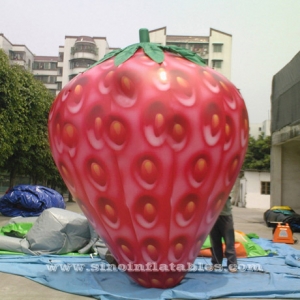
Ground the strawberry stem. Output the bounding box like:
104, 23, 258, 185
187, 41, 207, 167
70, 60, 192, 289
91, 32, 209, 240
139, 28, 150, 43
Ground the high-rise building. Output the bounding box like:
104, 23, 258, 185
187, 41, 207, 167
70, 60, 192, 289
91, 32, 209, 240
0, 27, 232, 96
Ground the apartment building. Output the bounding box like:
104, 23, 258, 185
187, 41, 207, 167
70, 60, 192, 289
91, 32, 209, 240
56, 35, 111, 91
32, 56, 60, 95
0, 33, 34, 71
149, 27, 232, 79
0, 27, 232, 96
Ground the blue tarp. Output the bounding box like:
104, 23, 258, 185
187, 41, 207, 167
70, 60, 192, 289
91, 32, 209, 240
0, 238, 300, 299
0, 185, 66, 217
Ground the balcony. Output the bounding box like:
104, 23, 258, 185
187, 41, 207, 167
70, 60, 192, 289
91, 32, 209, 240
72, 51, 97, 60
71, 43, 98, 60
11, 60, 26, 68
9, 50, 26, 61
44, 83, 58, 90
70, 58, 95, 71
33, 69, 58, 76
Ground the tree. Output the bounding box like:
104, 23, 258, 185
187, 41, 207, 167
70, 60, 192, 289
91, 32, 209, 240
242, 133, 271, 171
0, 49, 20, 164
0, 49, 65, 190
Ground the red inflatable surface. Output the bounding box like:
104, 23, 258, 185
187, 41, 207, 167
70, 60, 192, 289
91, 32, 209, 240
48, 29, 248, 288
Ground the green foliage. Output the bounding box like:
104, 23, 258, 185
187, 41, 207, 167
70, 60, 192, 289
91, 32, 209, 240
0, 49, 65, 190
0, 50, 18, 161
243, 133, 271, 171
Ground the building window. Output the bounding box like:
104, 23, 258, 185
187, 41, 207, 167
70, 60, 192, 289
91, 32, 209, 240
71, 43, 98, 55
166, 42, 209, 56
70, 59, 95, 69
213, 44, 223, 52
9, 51, 25, 61
166, 42, 186, 48
32, 62, 57, 70
212, 60, 222, 69
202, 59, 208, 65
49, 89, 57, 96
34, 75, 57, 84
261, 181, 270, 195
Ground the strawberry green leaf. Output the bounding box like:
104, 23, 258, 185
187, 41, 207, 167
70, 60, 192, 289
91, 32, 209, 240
86, 48, 123, 70
142, 43, 164, 63
114, 44, 140, 66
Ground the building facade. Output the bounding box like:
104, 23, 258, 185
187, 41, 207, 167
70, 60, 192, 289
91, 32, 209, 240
271, 51, 300, 211
149, 27, 232, 80
57, 35, 111, 91
32, 56, 60, 95
0, 33, 34, 71
1, 27, 232, 96
232, 170, 270, 209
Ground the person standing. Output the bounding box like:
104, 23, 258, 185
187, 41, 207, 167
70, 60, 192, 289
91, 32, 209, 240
209, 196, 238, 272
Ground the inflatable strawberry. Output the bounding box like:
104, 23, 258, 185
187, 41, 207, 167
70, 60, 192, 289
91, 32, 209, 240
48, 28, 248, 288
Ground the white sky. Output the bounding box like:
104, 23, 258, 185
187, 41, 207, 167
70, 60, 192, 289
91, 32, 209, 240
1, 0, 300, 123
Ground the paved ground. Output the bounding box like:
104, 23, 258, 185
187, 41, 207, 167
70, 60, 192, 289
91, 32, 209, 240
0, 202, 299, 300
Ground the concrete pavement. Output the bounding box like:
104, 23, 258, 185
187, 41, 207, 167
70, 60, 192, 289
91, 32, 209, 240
0, 202, 299, 300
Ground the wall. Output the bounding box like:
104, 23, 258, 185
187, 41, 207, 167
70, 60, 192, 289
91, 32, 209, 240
149, 27, 166, 45
243, 171, 270, 209
209, 29, 232, 80
62, 37, 77, 87
270, 144, 282, 207
282, 140, 300, 209
271, 125, 300, 210
0, 34, 12, 54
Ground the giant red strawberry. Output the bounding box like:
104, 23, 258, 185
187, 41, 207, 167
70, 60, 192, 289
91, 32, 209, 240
48, 29, 248, 288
